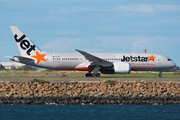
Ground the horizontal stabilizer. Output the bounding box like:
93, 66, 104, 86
10, 56, 34, 62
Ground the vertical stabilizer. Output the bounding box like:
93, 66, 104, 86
10, 26, 42, 56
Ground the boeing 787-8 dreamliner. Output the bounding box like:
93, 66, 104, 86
10, 26, 176, 77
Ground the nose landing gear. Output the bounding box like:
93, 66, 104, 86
159, 70, 163, 78
159, 74, 163, 78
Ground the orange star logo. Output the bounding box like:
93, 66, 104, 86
148, 55, 156, 62
31, 51, 47, 64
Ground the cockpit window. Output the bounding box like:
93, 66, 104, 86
167, 58, 172, 61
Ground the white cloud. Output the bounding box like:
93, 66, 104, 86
41, 41, 54, 50
96, 36, 140, 47
80, 7, 97, 11
43, 16, 69, 21
52, 7, 97, 14
96, 36, 143, 52
111, 4, 180, 13
55, 7, 69, 14
58, 31, 67, 34
96, 36, 180, 53
133, 39, 149, 48
0, 0, 8, 2
40, 38, 81, 52
112, 5, 155, 13
40, 36, 180, 55
155, 5, 180, 11
99, 26, 121, 31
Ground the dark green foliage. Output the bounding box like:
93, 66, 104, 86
31, 79, 50, 84
20, 67, 35, 71
0, 68, 8, 71
43, 69, 53, 72
105, 80, 117, 86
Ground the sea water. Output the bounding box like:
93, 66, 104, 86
0, 105, 179, 120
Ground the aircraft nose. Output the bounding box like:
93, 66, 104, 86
169, 61, 176, 68
166, 60, 176, 69
172, 61, 176, 68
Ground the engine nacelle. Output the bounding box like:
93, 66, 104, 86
113, 62, 131, 74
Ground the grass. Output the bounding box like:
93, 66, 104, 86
0, 77, 180, 82
31, 79, 50, 84
0, 70, 180, 82
102, 72, 180, 78
0, 68, 8, 71
0, 70, 88, 77
105, 80, 117, 85
0, 70, 180, 78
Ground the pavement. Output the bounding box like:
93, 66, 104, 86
0, 76, 180, 82
0, 76, 180, 79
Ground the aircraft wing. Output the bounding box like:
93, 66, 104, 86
75, 49, 113, 67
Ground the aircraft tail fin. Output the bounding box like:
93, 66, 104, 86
10, 26, 42, 56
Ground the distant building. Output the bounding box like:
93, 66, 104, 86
0, 62, 46, 71
0, 62, 25, 70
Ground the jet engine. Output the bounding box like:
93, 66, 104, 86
113, 62, 131, 74
100, 62, 131, 74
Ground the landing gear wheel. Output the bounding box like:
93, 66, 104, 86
96, 73, 101, 77
85, 73, 91, 77
159, 74, 163, 78
85, 73, 101, 77
91, 73, 96, 77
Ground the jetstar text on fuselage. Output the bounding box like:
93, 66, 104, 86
121, 56, 155, 62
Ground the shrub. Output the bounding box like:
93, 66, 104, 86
31, 79, 50, 84
105, 80, 117, 86
44, 69, 53, 72
0, 68, 8, 71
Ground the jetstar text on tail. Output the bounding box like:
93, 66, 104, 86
121, 55, 156, 62
14, 34, 35, 55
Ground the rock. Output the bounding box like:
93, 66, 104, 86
66, 91, 72, 95
0, 88, 6, 92
74, 99, 80, 104
72, 93, 79, 97
0, 81, 179, 105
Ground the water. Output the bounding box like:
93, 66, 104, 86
0, 105, 180, 120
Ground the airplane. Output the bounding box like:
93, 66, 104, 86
9, 26, 176, 77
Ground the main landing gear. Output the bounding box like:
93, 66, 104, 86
159, 70, 163, 78
85, 72, 101, 77
86, 66, 101, 77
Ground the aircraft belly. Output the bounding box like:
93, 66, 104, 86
49, 61, 80, 69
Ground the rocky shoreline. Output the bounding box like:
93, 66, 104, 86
0, 81, 179, 105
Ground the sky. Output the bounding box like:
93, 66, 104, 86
0, 0, 180, 66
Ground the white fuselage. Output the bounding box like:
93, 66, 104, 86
10, 26, 176, 76
19, 52, 176, 72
